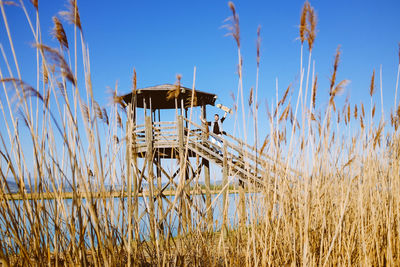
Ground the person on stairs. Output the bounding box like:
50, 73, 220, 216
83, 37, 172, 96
200, 112, 227, 156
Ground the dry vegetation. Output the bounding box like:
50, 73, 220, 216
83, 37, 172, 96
0, 0, 399, 266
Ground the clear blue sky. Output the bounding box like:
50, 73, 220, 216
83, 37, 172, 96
1, 0, 400, 176
2, 0, 400, 120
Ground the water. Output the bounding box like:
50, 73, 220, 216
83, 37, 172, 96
0, 192, 267, 250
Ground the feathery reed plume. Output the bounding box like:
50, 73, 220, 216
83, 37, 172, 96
44, 87, 50, 108
1, 78, 43, 103
256, 25, 261, 67
361, 102, 365, 118
310, 112, 316, 121
259, 136, 269, 155
390, 111, 394, 127
328, 46, 349, 109
372, 104, 376, 118
59, 0, 82, 31
81, 103, 89, 122
398, 42, 400, 64
167, 74, 181, 100
248, 87, 253, 106
131, 68, 137, 95
93, 101, 102, 120
306, 5, 317, 51
17, 108, 29, 127
354, 104, 358, 119
224, 2, 240, 48
57, 81, 67, 100
112, 95, 125, 107
369, 69, 375, 96
312, 75, 317, 108
347, 104, 351, 123
279, 104, 290, 123
278, 84, 291, 107
3, 1, 18, 6
52, 16, 69, 50
42, 62, 49, 84
343, 156, 355, 169
299, 1, 309, 44
331, 79, 349, 98
116, 111, 123, 128
111, 82, 126, 108
360, 115, 365, 130
102, 108, 109, 125
29, 0, 38, 10
34, 44, 76, 86
329, 45, 341, 94
185, 90, 197, 107
373, 123, 383, 148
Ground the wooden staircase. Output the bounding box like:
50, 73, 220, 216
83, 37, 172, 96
132, 116, 297, 186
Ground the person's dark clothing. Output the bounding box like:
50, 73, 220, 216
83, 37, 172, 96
207, 117, 225, 135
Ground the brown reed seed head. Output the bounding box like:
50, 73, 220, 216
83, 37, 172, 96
360, 115, 364, 129
279, 104, 290, 123
332, 79, 349, 98
132, 68, 137, 93
35, 43, 76, 86
312, 75, 317, 108
369, 70, 375, 97
299, 1, 309, 44
354, 104, 358, 119
347, 104, 351, 123
307, 6, 317, 51
81, 103, 90, 122
167, 74, 182, 100
361, 102, 365, 118
329, 45, 341, 95
52, 16, 69, 50
102, 108, 109, 125
227, 1, 240, 48
59, 0, 82, 31
94, 101, 103, 120
372, 104, 376, 118
390, 111, 394, 127
248, 87, 253, 106
42, 62, 49, 84
29, 0, 38, 10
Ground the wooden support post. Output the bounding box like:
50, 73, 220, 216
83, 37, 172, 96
155, 114, 164, 240
145, 116, 156, 242
125, 104, 133, 259
236, 154, 246, 230
177, 115, 190, 233
238, 178, 246, 230
201, 105, 212, 230
222, 140, 228, 235
155, 155, 165, 244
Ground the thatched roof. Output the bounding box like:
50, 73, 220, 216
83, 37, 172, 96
121, 84, 217, 109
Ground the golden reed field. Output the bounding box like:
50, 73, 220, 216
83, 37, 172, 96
0, 0, 399, 266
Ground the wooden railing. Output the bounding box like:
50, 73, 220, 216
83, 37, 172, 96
130, 116, 298, 186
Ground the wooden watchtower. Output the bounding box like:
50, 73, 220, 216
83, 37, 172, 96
122, 83, 287, 241
122, 84, 217, 239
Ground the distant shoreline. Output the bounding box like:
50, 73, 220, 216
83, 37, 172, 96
2, 189, 258, 201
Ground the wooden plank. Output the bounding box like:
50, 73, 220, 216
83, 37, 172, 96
145, 116, 156, 242
152, 120, 176, 125
201, 105, 212, 230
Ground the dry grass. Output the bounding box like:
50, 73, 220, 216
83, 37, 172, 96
0, 1, 399, 266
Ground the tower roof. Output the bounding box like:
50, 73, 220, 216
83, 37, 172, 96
121, 84, 217, 109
